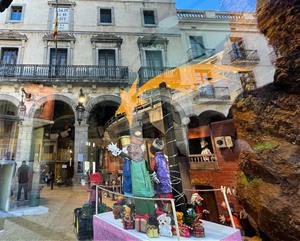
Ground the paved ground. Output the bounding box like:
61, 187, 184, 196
0, 185, 111, 241
0, 185, 262, 241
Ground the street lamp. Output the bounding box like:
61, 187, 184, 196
78, 88, 85, 105
18, 92, 26, 118
21, 88, 32, 100
76, 89, 85, 125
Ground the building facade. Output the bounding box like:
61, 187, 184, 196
0, 0, 275, 212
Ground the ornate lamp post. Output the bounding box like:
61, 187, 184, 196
21, 88, 32, 101
76, 88, 85, 125
18, 92, 26, 119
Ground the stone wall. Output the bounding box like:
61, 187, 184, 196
232, 85, 300, 241
232, 1, 300, 240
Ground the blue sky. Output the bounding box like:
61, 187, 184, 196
176, 0, 256, 12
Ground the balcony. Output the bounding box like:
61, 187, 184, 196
189, 154, 219, 170
187, 48, 216, 62
0, 64, 129, 85
138, 66, 175, 85
195, 86, 231, 101
215, 13, 244, 20
177, 10, 206, 20
177, 10, 247, 22
229, 50, 260, 65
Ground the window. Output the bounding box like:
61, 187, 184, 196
99, 8, 113, 25
10, 6, 23, 21
199, 85, 214, 97
231, 37, 246, 58
98, 49, 117, 78
239, 71, 257, 91
50, 48, 68, 65
188, 136, 214, 156
98, 49, 116, 66
189, 36, 205, 59
145, 50, 163, 68
143, 10, 156, 25
1, 48, 18, 64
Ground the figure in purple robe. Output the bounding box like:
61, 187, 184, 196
150, 138, 172, 195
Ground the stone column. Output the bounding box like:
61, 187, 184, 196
69, 41, 75, 65
73, 123, 89, 183
92, 42, 97, 65
15, 119, 34, 165
13, 119, 34, 207
30, 128, 44, 207
19, 40, 26, 64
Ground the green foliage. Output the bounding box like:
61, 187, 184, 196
238, 172, 261, 187
239, 172, 250, 186
253, 140, 278, 152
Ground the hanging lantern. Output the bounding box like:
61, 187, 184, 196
76, 103, 85, 125
78, 88, 86, 105
76, 89, 85, 125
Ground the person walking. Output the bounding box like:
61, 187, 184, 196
50, 171, 55, 190
45, 172, 50, 187
17, 161, 29, 201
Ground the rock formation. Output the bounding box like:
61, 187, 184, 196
257, 0, 300, 92
231, 1, 300, 240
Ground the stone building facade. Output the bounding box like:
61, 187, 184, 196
0, 0, 275, 211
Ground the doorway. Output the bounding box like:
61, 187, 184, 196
33, 100, 75, 186
87, 100, 119, 178
49, 48, 68, 77
195, 185, 219, 222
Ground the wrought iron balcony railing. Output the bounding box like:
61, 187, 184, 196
0, 64, 129, 84
189, 154, 219, 170
138, 66, 175, 84
229, 50, 260, 65
187, 48, 216, 62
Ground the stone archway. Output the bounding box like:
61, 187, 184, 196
0, 94, 20, 114
198, 110, 227, 126
28, 94, 77, 120
158, 93, 188, 125
23, 95, 81, 183
85, 94, 121, 120
0, 97, 20, 161
85, 95, 121, 173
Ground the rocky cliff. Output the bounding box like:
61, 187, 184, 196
231, 1, 300, 240
257, 0, 300, 92
232, 84, 300, 241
